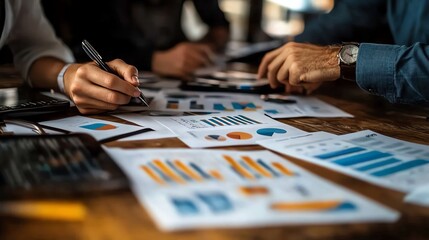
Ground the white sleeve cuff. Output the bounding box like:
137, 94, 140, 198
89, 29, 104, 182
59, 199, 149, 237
57, 63, 72, 93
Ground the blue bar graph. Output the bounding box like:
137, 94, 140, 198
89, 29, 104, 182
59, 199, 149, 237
333, 151, 392, 166
256, 159, 280, 177
208, 119, 224, 126
228, 116, 247, 125
213, 117, 231, 126
238, 115, 261, 124
201, 119, 216, 127
355, 158, 401, 172
221, 117, 239, 125
371, 159, 429, 177
189, 163, 211, 179
167, 161, 192, 181
149, 163, 172, 182
314, 147, 366, 160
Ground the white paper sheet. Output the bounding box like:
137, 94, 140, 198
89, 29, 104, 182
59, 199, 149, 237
149, 90, 352, 118
106, 148, 399, 231
113, 113, 177, 141
153, 112, 306, 148
258, 130, 429, 193
405, 184, 429, 207
39, 116, 145, 141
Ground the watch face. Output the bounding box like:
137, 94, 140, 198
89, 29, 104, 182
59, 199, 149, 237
340, 45, 359, 64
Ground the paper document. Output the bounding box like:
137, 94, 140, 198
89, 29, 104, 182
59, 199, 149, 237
114, 113, 176, 140
40, 116, 145, 142
149, 90, 352, 118
153, 112, 306, 148
106, 148, 398, 231
258, 130, 429, 193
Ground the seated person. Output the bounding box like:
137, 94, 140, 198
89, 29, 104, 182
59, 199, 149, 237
258, 0, 429, 105
42, 0, 230, 80
1, 0, 140, 114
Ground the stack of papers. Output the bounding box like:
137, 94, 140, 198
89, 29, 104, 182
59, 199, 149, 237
106, 148, 398, 231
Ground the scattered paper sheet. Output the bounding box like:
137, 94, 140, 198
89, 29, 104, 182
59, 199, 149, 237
405, 184, 429, 207
114, 113, 177, 141
106, 148, 399, 231
39, 116, 145, 142
258, 130, 429, 193
149, 90, 352, 118
153, 112, 306, 148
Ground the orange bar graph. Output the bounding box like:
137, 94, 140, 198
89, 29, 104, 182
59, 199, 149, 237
141, 166, 165, 185
241, 156, 272, 178
270, 200, 341, 212
174, 160, 203, 182
209, 170, 223, 180
272, 162, 294, 176
223, 155, 254, 179
153, 160, 185, 184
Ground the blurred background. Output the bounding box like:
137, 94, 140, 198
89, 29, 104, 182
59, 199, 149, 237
183, 0, 334, 42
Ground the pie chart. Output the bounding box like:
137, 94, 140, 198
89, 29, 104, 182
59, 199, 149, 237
226, 132, 253, 140
205, 135, 227, 141
80, 123, 117, 131
256, 128, 287, 137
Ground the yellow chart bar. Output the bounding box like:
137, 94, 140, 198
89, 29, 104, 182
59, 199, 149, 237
272, 162, 294, 176
141, 166, 165, 185
153, 160, 185, 184
223, 155, 254, 179
174, 160, 203, 182
270, 200, 341, 212
209, 170, 223, 180
241, 156, 272, 178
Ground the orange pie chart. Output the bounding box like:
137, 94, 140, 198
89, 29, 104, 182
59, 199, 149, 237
226, 131, 253, 140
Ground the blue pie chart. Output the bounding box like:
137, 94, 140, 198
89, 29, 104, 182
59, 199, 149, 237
256, 128, 287, 137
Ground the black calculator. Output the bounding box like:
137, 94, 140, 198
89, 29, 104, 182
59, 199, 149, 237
0, 134, 129, 199
0, 87, 70, 119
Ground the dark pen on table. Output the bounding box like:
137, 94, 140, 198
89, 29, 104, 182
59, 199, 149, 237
260, 94, 297, 104
81, 40, 149, 107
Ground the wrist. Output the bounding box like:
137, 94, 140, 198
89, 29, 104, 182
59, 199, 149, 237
57, 63, 72, 93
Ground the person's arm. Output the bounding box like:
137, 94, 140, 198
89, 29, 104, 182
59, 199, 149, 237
294, 0, 387, 44
192, 0, 230, 51
356, 43, 429, 104
8, 0, 140, 114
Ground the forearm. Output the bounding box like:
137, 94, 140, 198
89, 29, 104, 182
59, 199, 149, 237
28, 57, 66, 90
356, 43, 429, 104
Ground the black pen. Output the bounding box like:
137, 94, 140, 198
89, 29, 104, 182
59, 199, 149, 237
260, 94, 297, 104
81, 40, 149, 107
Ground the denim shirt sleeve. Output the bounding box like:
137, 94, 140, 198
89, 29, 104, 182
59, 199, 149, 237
356, 43, 429, 105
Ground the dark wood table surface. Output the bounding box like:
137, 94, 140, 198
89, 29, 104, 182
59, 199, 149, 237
1, 79, 429, 240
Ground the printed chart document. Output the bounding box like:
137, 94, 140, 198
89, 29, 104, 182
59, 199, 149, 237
153, 112, 306, 148
106, 148, 398, 231
114, 113, 176, 140
40, 116, 145, 142
150, 90, 352, 118
258, 130, 429, 193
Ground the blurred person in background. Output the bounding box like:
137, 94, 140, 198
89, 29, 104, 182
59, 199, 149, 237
42, 0, 229, 80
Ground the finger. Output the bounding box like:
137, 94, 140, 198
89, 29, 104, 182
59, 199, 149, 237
78, 64, 140, 97
187, 50, 210, 69
299, 67, 340, 83
72, 81, 132, 105
107, 59, 139, 86
257, 48, 283, 79
72, 95, 120, 111
267, 53, 289, 89
194, 44, 215, 64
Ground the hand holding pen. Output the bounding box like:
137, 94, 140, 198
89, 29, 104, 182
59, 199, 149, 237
81, 40, 149, 106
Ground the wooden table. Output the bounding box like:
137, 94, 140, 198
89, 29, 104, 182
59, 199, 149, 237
1, 80, 429, 240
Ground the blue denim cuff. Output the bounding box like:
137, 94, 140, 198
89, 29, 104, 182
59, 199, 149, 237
356, 43, 400, 102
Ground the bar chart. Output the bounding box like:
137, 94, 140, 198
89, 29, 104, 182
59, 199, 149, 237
141, 159, 223, 185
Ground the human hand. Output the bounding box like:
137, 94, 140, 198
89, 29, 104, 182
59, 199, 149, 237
258, 42, 340, 95
152, 42, 214, 80
63, 59, 140, 114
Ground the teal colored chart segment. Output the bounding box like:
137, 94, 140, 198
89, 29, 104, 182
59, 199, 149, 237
256, 128, 287, 137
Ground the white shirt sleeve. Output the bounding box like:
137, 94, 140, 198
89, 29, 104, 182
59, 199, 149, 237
5, 0, 75, 83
